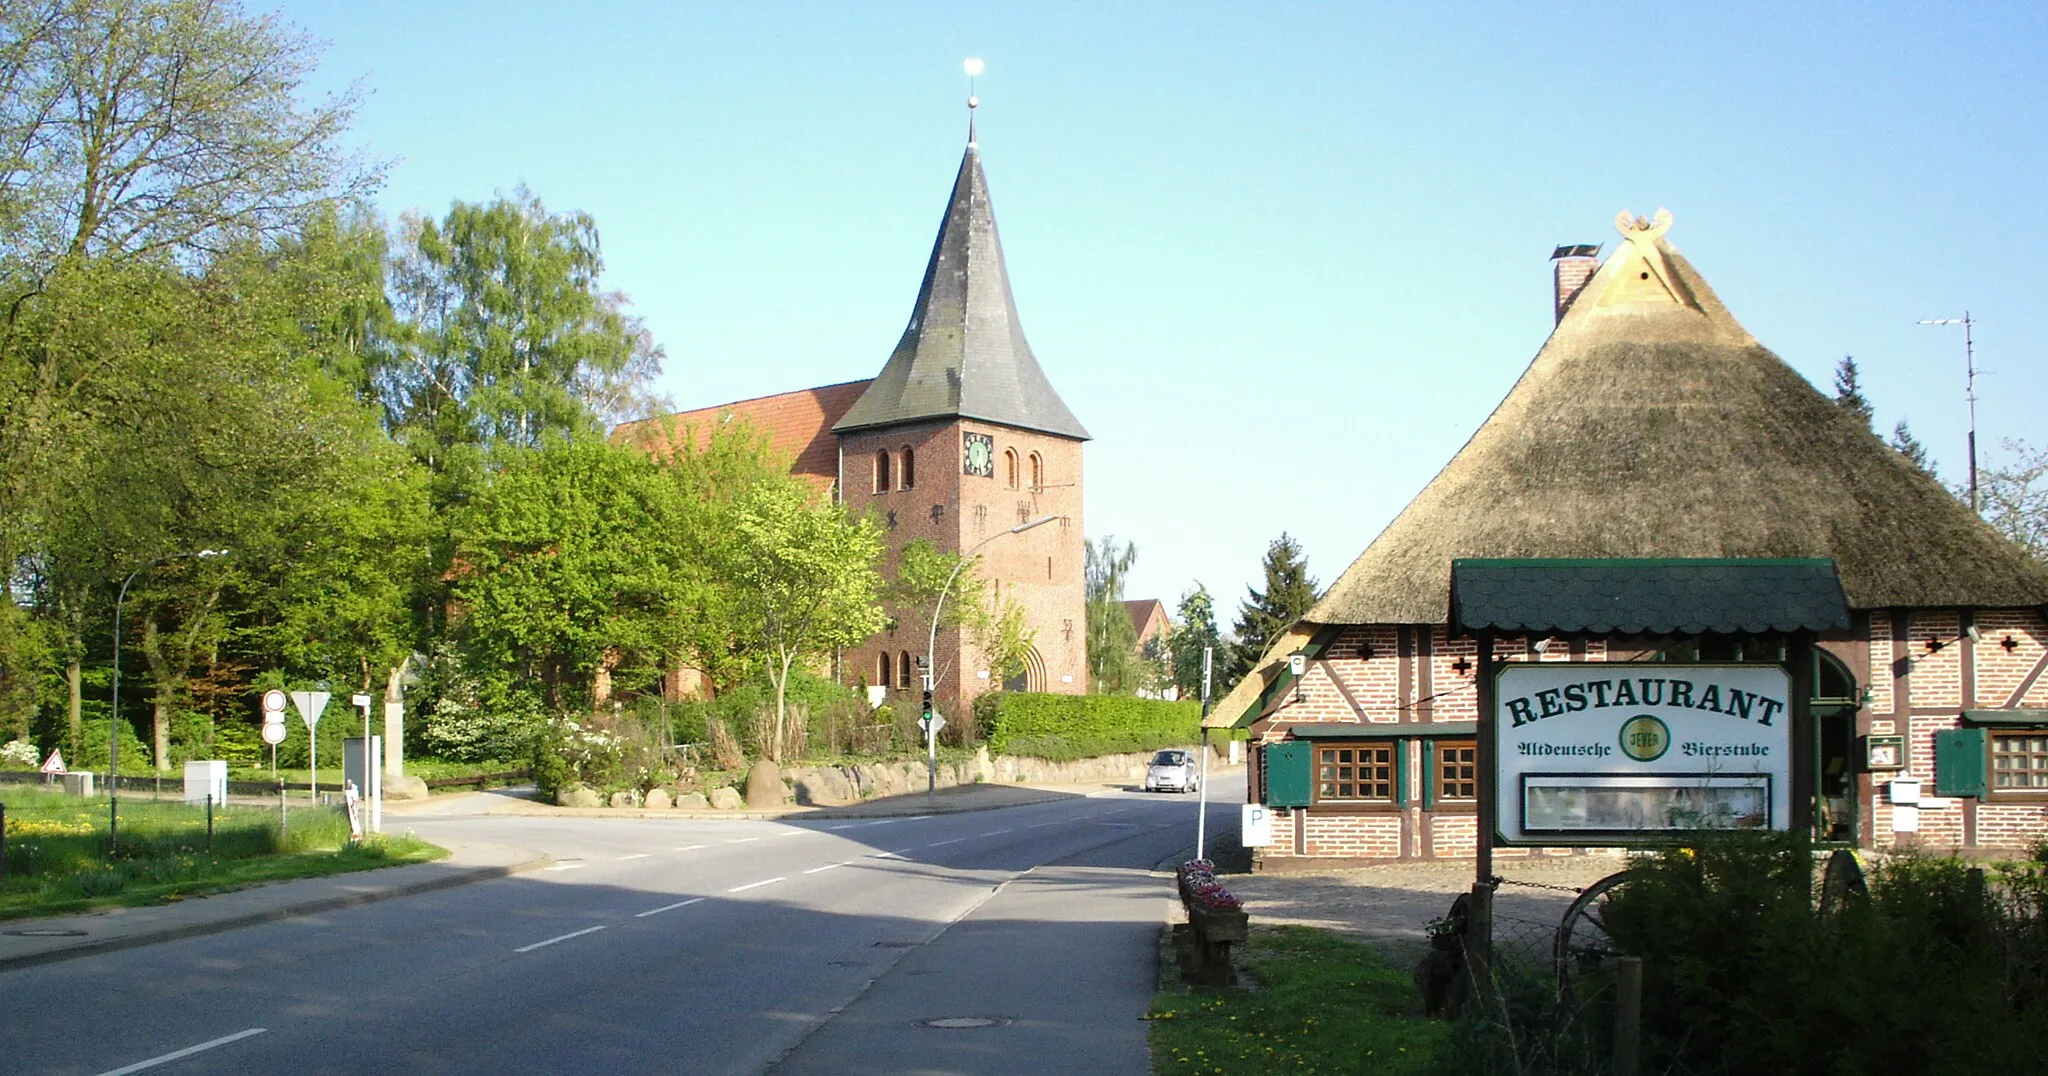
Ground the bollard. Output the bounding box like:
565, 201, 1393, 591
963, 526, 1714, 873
1614, 955, 1643, 1076
206, 793, 215, 853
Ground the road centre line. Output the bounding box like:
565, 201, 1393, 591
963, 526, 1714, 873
728, 837, 761, 844
94, 1028, 266, 1076
1025, 821, 1061, 828
635, 897, 706, 918
979, 829, 1012, 836
776, 830, 805, 838
728, 877, 787, 893
804, 861, 852, 874
543, 863, 586, 872
923, 838, 967, 848
675, 844, 706, 851
514, 925, 607, 953
619, 853, 650, 860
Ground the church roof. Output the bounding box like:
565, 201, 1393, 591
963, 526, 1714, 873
612, 380, 870, 492
832, 138, 1089, 440
1306, 208, 2048, 627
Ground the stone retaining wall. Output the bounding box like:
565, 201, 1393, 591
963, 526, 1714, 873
781, 745, 1204, 806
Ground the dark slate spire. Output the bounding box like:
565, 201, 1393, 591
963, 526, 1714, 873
832, 134, 1090, 440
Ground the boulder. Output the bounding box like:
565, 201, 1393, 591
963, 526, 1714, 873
675, 791, 711, 809
382, 774, 431, 801
792, 768, 856, 806
609, 790, 639, 809
745, 759, 786, 808
643, 787, 672, 811
556, 784, 602, 808
708, 786, 743, 810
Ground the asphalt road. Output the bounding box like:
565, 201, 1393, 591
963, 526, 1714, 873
0, 775, 1245, 1076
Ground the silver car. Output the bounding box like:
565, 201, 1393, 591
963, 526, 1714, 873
1145, 749, 1201, 793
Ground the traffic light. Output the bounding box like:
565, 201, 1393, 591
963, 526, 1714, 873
921, 686, 933, 718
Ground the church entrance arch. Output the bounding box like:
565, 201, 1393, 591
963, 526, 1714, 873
1003, 646, 1047, 693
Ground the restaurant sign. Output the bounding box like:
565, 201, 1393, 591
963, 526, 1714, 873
1494, 663, 1792, 845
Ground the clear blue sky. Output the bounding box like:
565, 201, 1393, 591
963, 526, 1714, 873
280, 1, 2046, 620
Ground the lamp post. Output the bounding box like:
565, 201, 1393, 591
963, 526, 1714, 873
109, 548, 228, 856
1917, 313, 1979, 512
923, 514, 1059, 806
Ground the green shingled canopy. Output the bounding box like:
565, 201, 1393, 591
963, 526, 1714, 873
1449, 558, 1852, 636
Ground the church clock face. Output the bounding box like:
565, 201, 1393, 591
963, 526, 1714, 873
963, 432, 994, 477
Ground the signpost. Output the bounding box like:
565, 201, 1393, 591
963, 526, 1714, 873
262, 689, 287, 827
290, 690, 329, 801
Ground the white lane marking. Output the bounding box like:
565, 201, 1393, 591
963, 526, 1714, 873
728, 836, 761, 844
728, 877, 786, 893
94, 1028, 267, 1076
979, 829, 1011, 837
1025, 821, 1061, 828
905, 815, 931, 821
635, 897, 706, 918
776, 830, 805, 838
923, 838, 966, 848
824, 823, 863, 831
543, 863, 586, 872
514, 925, 607, 953
675, 844, 706, 852
804, 861, 853, 874
869, 849, 907, 860
620, 853, 650, 860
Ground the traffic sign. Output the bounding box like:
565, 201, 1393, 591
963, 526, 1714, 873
40, 749, 66, 775
261, 722, 288, 745
262, 688, 287, 714
290, 691, 330, 729
918, 714, 946, 735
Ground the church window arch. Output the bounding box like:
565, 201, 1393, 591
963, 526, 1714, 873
900, 447, 915, 490
874, 449, 892, 493
878, 651, 893, 688
1004, 448, 1019, 490
899, 650, 913, 688
1029, 452, 1044, 490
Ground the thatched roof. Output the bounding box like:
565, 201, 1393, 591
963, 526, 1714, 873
1307, 209, 2048, 627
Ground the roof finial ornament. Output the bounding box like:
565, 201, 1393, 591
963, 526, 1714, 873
1614, 207, 1673, 244
964, 57, 983, 147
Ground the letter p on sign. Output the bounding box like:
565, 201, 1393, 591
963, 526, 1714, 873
1241, 803, 1274, 847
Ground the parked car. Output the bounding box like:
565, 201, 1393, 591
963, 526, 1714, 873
1146, 749, 1201, 793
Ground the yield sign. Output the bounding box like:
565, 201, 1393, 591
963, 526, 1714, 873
40, 749, 66, 775
290, 691, 331, 730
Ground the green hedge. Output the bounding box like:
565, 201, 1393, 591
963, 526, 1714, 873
973, 692, 1203, 761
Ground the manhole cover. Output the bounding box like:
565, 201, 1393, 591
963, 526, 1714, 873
4, 929, 88, 937
915, 1016, 1013, 1030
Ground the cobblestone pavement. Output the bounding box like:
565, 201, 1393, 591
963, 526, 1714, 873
1223, 855, 1628, 965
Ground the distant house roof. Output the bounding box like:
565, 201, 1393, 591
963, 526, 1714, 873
613, 380, 871, 491
833, 140, 1089, 441
1122, 599, 1170, 645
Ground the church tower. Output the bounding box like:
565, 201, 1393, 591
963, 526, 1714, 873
834, 112, 1089, 721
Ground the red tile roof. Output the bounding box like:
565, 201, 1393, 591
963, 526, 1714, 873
614, 380, 873, 490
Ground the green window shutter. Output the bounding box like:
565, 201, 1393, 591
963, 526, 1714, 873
1422, 741, 1437, 810
1933, 728, 1988, 798
1264, 742, 1313, 807
1394, 740, 1410, 807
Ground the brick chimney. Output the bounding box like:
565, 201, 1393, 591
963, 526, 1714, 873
1550, 244, 1602, 323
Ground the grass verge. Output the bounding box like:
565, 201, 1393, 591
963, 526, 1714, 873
1, 788, 446, 920
1149, 925, 1445, 1075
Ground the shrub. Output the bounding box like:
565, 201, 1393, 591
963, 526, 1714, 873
1597, 831, 2048, 1075
529, 709, 681, 799
974, 692, 1202, 761
1, 737, 39, 768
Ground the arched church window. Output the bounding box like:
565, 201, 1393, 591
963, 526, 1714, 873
899, 651, 913, 688
1029, 452, 1043, 490
874, 449, 892, 493
900, 447, 915, 490
879, 651, 893, 688
1004, 448, 1019, 490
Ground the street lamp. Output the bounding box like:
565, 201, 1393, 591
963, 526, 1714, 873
1917, 313, 1979, 512
109, 548, 228, 856
922, 515, 1060, 805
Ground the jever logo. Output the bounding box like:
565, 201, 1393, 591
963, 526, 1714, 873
1618, 715, 1670, 762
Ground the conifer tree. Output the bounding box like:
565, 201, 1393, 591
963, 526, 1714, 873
1230, 533, 1317, 683
1892, 419, 1936, 478
1833, 356, 1874, 429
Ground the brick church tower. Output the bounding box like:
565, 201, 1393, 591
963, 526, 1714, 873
833, 115, 1090, 721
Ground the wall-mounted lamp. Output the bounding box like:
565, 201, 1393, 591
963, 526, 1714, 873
1533, 637, 1562, 655
1288, 651, 1308, 703
1967, 624, 1984, 645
